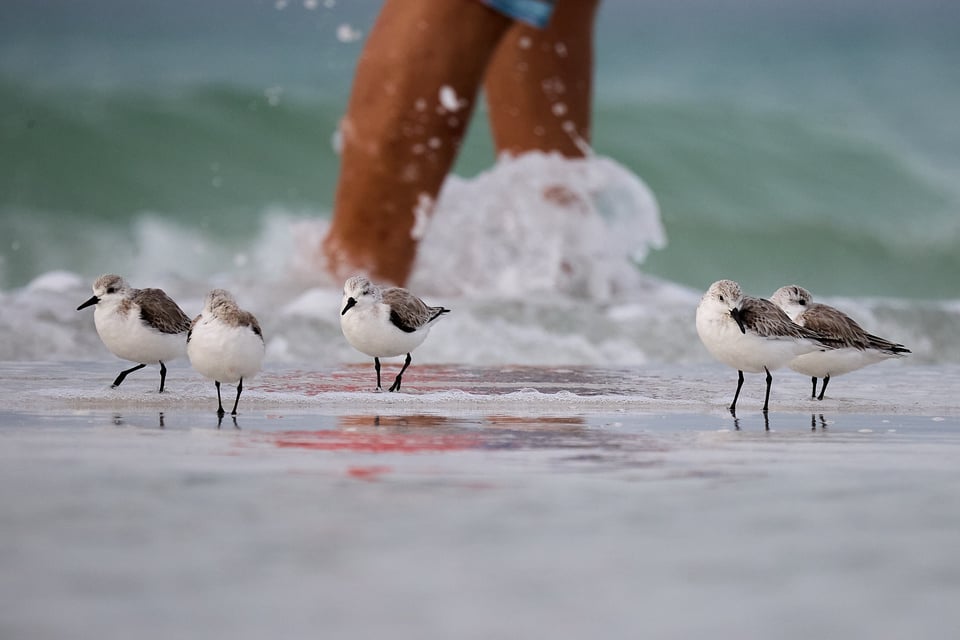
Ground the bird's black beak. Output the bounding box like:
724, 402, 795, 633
341, 297, 357, 316
730, 307, 746, 334
77, 295, 99, 311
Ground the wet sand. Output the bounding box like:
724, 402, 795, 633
2, 362, 959, 639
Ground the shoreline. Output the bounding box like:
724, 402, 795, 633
1, 360, 956, 417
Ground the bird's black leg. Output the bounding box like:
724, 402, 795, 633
231, 378, 243, 415
112, 363, 146, 388
215, 380, 225, 416
817, 375, 830, 401
389, 353, 413, 392
810, 377, 818, 399
762, 367, 773, 413
158, 361, 168, 393
374, 357, 382, 391
729, 370, 745, 414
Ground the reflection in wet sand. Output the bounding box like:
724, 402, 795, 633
266, 412, 595, 456
272, 418, 480, 453
730, 409, 771, 432
111, 412, 167, 429
338, 414, 453, 429
481, 415, 584, 428
265, 413, 672, 464
217, 413, 239, 430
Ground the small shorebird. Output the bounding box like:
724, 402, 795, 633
770, 285, 911, 400
340, 275, 450, 392
77, 274, 191, 392
187, 289, 265, 416
696, 279, 837, 413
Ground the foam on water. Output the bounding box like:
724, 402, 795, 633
1, 153, 957, 366
410, 152, 665, 300
3, 361, 960, 419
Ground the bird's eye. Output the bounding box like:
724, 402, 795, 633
799, 299, 806, 305
718, 295, 724, 302
106, 287, 116, 294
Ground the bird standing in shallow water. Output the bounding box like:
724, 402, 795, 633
770, 285, 910, 400
340, 275, 449, 392
187, 289, 265, 416
77, 274, 191, 393
696, 279, 838, 414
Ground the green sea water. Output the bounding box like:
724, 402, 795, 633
1, 0, 958, 298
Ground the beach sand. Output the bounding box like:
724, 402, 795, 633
2, 361, 959, 639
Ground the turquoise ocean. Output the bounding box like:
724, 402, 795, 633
1, 0, 958, 364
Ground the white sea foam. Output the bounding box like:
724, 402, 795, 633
0, 154, 957, 365
409, 152, 665, 300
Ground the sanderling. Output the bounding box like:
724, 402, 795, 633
77, 274, 191, 393
770, 285, 911, 400
695, 279, 837, 414
187, 289, 265, 416
340, 275, 450, 392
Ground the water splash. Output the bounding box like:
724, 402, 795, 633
410, 152, 666, 301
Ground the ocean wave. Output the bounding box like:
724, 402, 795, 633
1, 152, 956, 366
0, 78, 343, 226
4, 75, 959, 299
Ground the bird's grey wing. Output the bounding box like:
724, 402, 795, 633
801, 304, 909, 353
133, 288, 192, 334
864, 332, 910, 354
382, 288, 434, 333
427, 305, 450, 322
739, 297, 818, 341
237, 310, 264, 341
799, 304, 873, 349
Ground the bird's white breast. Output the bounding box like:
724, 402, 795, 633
187, 317, 264, 384
94, 301, 186, 364
341, 302, 429, 358
696, 303, 818, 374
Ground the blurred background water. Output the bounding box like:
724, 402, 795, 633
1, 0, 958, 363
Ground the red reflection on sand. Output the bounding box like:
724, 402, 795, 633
346, 465, 392, 480
272, 430, 479, 453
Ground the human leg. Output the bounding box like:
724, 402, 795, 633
322, 0, 512, 286
483, 0, 600, 157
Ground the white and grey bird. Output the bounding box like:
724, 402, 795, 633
339, 275, 450, 392
696, 279, 837, 414
187, 289, 265, 416
770, 285, 911, 400
77, 274, 191, 393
